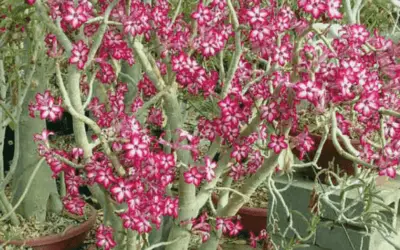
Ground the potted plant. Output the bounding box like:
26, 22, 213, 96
17, 0, 400, 249
0, 2, 96, 249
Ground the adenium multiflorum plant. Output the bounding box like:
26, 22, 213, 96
12, 0, 400, 248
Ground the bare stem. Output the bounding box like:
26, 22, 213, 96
221, 0, 242, 98
53, 153, 85, 169
83, 70, 99, 109
145, 236, 188, 250
132, 40, 165, 90
0, 158, 45, 221
380, 108, 400, 118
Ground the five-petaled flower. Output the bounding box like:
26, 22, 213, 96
69, 40, 89, 70
184, 167, 204, 186
268, 135, 288, 154
63, 2, 89, 29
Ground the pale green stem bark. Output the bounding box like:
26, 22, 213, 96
1, 158, 45, 222
126, 230, 138, 250
221, 0, 242, 98
163, 88, 196, 250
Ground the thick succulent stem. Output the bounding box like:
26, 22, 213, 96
11, 52, 61, 222
163, 87, 196, 250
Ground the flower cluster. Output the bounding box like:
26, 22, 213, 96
96, 225, 117, 250
26, 0, 400, 249
249, 229, 269, 248
171, 53, 218, 96
34, 84, 178, 231
183, 213, 243, 243
183, 156, 217, 186
298, 0, 342, 19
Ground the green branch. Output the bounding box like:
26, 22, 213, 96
83, 0, 119, 70
83, 70, 98, 109
132, 40, 165, 90
221, 0, 242, 98
55, 63, 126, 176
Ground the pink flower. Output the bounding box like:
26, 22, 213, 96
191, 2, 212, 25
34, 91, 63, 121
183, 167, 203, 186
302, 0, 327, 19
354, 93, 380, 117
95, 168, 116, 189
327, 0, 342, 19
147, 107, 164, 127
163, 197, 179, 218
261, 102, 279, 123
63, 3, 89, 29
69, 40, 89, 70
247, 6, 269, 24
229, 163, 246, 181
268, 135, 288, 154
350, 24, 369, 44
123, 135, 149, 160
110, 179, 134, 203
293, 127, 315, 160
231, 144, 249, 162
273, 45, 291, 66
228, 221, 243, 236
201, 156, 217, 181
296, 80, 321, 104
63, 196, 85, 215
71, 147, 84, 160
34, 129, 54, 142
216, 218, 235, 234
249, 232, 259, 248
379, 166, 396, 179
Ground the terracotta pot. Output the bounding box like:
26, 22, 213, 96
212, 194, 267, 234
292, 133, 359, 183
0, 206, 97, 250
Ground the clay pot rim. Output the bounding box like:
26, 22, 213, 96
0, 205, 97, 247
211, 193, 267, 217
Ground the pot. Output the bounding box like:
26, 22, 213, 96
212, 194, 267, 234
292, 133, 359, 183
0, 206, 97, 250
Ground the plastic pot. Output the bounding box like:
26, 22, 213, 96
0, 206, 97, 250
212, 194, 267, 234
